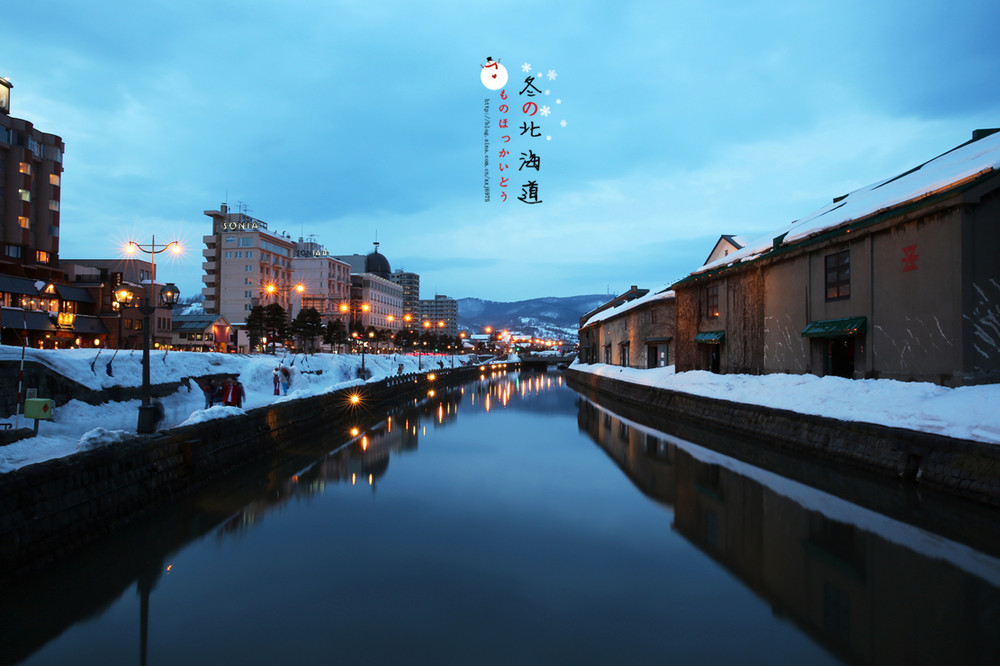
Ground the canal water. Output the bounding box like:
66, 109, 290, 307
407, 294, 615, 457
3, 370, 999, 665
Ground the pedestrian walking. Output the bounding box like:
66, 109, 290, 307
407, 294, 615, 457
273, 368, 281, 396
222, 377, 245, 407
201, 379, 217, 408
279, 366, 291, 396
233, 378, 246, 408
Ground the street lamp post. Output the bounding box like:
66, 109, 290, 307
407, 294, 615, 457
114, 287, 134, 349
339, 301, 370, 353
421, 320, 432, 370
124, 237, 181, 434
264, 282, 304, 353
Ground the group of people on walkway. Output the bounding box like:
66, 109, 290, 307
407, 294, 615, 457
200, 377, 245, 409
274, 365, 292, 396
199, 364, 294, 410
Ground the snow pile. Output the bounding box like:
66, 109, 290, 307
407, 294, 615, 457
0, 347, 467, 472
582, 287, 675, 328
3, 344, 997, 473
572, 363, 1000, 445
77, 427, 132, 452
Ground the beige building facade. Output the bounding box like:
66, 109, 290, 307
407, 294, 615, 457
293, 237, 351, 322
201, 204, 295, 324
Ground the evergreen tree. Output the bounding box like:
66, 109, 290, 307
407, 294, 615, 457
245, 305, 266, 352
291, 307, 324, 352
263, 303, 288, 353
323, 319, 347, 352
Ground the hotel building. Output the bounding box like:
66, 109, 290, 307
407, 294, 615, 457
201, 204, 295, 324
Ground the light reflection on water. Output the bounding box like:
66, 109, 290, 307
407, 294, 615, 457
5, 370, 997, 665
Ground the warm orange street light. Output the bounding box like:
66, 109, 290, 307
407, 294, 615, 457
121, 235, 181, 433
264, 282, 304, 298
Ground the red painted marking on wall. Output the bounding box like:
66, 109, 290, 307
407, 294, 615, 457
902, 245, 918, 272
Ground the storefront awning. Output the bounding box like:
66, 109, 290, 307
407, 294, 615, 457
801, 316, 866, 338
0, 308, 58, 332
693, 330, 725, 344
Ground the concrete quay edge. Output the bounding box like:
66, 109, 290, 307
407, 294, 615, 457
565, 367, 1000, 508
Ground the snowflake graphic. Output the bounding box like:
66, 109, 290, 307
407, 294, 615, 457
547, 69, 557, 80
536, 72, 543, 79
544, 89, 551, 95
555, 99, 562, 104
560, 120, 567, 128
546, 135, 552, 141
521, 62, 532, 73
540, 105, 551, 117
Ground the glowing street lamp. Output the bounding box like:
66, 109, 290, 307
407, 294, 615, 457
263, 282, 305, 353
122, 236, 181, 434
341, 301, 371, 361
113, 286, 134, 349
351, 329, 376, 376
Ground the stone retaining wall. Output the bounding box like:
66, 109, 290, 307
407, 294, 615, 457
566, 367, 1000, 507
0, 363, 512, 584
0, 359, 204, 419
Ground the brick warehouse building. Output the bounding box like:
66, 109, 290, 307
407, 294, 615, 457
672, 129, 1000, 387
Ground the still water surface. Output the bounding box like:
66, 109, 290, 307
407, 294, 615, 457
4, 371, 999, 665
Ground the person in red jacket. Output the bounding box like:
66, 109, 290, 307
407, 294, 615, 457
222, 377, 246, 407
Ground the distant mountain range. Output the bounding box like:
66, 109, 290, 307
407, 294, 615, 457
458, 294, 609, 342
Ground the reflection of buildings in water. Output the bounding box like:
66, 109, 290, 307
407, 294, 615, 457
577, 399, 1000, 665
469, 371, 563, 412
219, 388, 468, 535
1, 375, 508, 666
576, 398, 677, 507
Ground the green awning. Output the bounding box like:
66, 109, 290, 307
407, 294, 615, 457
801, 316, 866, 338
693, 330, 725, 344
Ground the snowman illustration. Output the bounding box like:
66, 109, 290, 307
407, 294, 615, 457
480, 57, 508, 90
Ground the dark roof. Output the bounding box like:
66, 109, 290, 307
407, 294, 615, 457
172, 314, 230, 332
365, 250, 391, 278
0, 308, 57, 332
53, 283, 95, 303
0, 274, 43, 296
70, 315, 109, 335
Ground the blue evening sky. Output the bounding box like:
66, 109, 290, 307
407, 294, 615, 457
4, 0, 998, 301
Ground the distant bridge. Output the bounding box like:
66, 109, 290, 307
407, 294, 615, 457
519, 354, 575, 371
